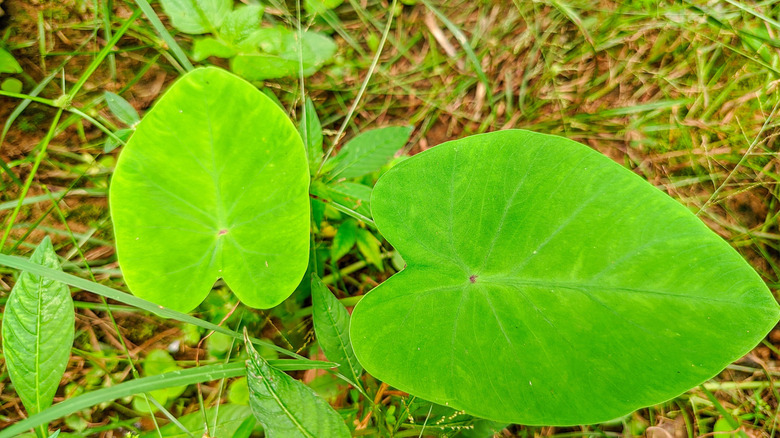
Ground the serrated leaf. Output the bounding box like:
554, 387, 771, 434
299, 97, 323, 172
0, 48, 22, 73
231, 28, 337, 81
245, 334, 350, 438
311, 274, 362, 385
139, 404, 254, 438
159, 0, 232, 34
1, 236, 74, 418
104, 91, 140, 126
110, 67, 310, 312
220, 4, 264, 45
328, 126, 412, 180
192, 37, 237, 61
330, 219, 357, 262
350, 129, 780, 425
355, 228, 383, 270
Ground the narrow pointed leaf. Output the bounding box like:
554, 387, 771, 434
1, 236, 74, 417
350, 130, 780, 425
245, 335, 350, 438
110, 67, 309, 312
299, 97, 323, 172
328, 126, 412, 180
104, 91, 140, 126
311, 274, 362, 385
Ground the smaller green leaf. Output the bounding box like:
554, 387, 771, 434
355, 228, 383, 270
328, 126, 412, 180
305, 0, 343, 14
311, 274, 362, 385
1, 77, 23, 93
0, 48, 22, 73
104, 92, 140, 126
139, 404, 254, 438
159, 0, 232, 34
229, 377, 250, 405
133, 349, 187, 412
220, 4, 264, 45
1, 236, 74, 417
192, 37, 237, 61
231, 28, 337, 81
103, 128, 133, 153
245, 331, 350, 438
330, 219, 358, 262
299, 97, 323, 172
312, 198, 326, 231
310, 181, 372, 223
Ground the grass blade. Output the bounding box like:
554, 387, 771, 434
0, 253, 307, 360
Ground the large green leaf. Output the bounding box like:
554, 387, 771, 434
159, 0, 232, 34
110, 67, 309, 312
350, 130, 780, 425
311, 274, 362, 385
246, 336, 351, 437
1, 237, 74, 419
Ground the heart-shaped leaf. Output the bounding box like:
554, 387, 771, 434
110, 67, 309, 312
350, 130, 780, 425
1, 237, 74, 422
